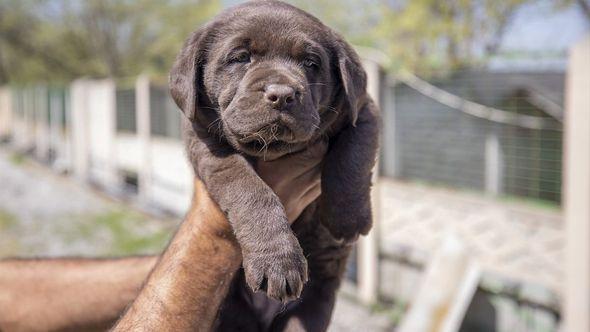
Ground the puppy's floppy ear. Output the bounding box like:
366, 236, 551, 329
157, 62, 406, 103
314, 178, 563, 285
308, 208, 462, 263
169, 25, 211, 121
335, 40, 367, 126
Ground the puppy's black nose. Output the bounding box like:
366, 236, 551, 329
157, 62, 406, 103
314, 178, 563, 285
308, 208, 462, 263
264, 84, 296, 109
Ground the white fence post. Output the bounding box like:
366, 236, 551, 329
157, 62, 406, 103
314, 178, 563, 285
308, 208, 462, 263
382, 77, 399, 177
485, 132, 503, 195
136, 74, 152, 202
88, 79, 117, 188
564, 36, 590, 332
358, 59, 381, 305
70, 79, 90, 181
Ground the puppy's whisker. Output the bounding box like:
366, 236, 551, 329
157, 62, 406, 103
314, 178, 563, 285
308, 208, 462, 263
207, 118, 222, 133
328, 107, 339, 115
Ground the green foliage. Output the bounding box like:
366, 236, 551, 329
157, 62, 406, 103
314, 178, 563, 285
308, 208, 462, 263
290, 0, 572, 76
0, 0, 220, 84
0, 0, 578, 83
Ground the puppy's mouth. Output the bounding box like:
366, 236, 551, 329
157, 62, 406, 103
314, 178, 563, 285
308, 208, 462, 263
237, 123, 297, 151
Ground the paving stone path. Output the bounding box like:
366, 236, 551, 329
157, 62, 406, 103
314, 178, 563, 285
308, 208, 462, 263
378, 178, 564, 296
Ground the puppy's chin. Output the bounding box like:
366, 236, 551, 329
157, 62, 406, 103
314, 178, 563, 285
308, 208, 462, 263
225, 128, 310, 160
238, 139, 295, 159
220, 123, 308, 160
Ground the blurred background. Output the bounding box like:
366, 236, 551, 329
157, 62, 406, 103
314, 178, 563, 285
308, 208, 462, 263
0, 0, 589, 331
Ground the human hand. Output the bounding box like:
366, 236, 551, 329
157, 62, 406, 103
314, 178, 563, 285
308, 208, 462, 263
256, 140, 327, 223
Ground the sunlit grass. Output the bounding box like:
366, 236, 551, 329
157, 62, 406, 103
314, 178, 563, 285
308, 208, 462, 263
8, 153, 25, 165
0, 209, 17, 230
61, 209, 174, 256
0, 209, 21, 256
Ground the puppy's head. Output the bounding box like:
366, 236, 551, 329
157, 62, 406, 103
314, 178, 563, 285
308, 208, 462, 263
170, 1, 366, 159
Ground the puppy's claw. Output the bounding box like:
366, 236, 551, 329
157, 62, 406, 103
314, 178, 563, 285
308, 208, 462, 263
245, 267, 264, 293
243, 242, 308, 302
286, 270, 304, 299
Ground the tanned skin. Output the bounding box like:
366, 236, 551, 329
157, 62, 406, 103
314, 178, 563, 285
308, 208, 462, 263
0, 142, 325, 332
0, 257, 157, 332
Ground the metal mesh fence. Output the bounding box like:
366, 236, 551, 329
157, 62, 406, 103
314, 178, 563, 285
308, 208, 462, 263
116, 87, 137, 133
149, 84, 182, 139
380, 70, 564, 204
48, 87, 68, 129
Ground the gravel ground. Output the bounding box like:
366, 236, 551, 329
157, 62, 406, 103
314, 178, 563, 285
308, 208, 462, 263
0, 149, 174, 257
0, 147, 392, 331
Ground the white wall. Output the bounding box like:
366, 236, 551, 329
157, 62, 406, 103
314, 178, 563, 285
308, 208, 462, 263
115, 134, 142, 173
148, 138, 193, 215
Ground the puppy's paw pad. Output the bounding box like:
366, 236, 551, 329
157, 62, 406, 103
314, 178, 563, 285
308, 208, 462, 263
322, 206, 372, 242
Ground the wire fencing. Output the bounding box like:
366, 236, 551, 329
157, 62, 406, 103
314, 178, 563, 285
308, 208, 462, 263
380, 70, 564, 204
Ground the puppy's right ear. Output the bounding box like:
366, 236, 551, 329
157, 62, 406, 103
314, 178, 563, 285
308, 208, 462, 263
169, 26, 210, 121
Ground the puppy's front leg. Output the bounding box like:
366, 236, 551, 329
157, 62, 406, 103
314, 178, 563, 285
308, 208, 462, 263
186, 127, 307, 302
320, 100, 380, 241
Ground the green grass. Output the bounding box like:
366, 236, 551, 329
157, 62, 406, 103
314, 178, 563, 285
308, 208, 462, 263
94, 210, 172, 255
61, 209, 174, 256
496, 194, 561, 211
0, 209, 18, 231
9, 153, 25, 165
0, 209, 21, 256
406, 179, 561, 211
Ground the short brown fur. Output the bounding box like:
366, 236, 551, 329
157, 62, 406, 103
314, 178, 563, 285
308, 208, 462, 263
169, 1, 380, 330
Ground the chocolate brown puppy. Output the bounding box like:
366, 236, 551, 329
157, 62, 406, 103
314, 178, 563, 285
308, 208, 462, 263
170, 0, 379, 330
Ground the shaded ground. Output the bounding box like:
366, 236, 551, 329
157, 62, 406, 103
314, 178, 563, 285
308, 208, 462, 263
0, 148, 391, 331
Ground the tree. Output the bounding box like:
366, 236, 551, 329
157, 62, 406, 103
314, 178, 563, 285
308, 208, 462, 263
0, 0, 220, 84
371, 0, 536, 74
0, 0, 581, 83
291, 0, 574, 76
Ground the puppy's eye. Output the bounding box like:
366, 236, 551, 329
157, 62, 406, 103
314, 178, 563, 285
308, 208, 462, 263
303, 58, 319, 69
230, 51, 251, 64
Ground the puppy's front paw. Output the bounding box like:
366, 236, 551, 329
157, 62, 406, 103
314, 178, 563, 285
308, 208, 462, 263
321, 202, 372, 242
243, 235, 308, 303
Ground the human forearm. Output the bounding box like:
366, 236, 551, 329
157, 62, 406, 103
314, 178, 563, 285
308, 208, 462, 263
0, 256, 157, 332
112, 180, 242, 331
